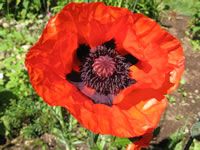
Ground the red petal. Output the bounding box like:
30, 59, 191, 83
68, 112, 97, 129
25, 2, 183, 138
63, 2, 131, 49
64, 88, 167, 137
126, 133, 153, 150
25, 9, 78, 106
121, 13, 185, 93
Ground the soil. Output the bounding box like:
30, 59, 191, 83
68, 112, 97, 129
154, 12, 200, 144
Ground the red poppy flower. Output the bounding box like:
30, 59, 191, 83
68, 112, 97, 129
25, 2, 184, 138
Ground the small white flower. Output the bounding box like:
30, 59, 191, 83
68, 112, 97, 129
0, 73, 3, 79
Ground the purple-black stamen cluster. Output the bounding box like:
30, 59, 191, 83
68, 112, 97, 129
80, 45, 135, 95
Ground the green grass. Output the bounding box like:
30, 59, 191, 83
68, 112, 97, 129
163, 0, 200, 16
163, 0, 200, 51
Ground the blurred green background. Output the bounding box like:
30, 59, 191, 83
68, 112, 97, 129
0, 0, 200, 149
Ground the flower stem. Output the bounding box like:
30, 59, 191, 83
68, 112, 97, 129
88, 131, 99, 148
183, 136, 193, 150
132, 0, 139, 12
52, 106, 66, 130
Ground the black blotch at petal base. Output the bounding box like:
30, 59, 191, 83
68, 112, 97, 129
103, 39, 116, 50
66, 70, 82, 82
125, 54, 139, 65
76, 44, 90, 62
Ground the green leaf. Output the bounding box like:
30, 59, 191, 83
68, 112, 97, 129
191, 121, 200, 140
192, 26, 200, 33
16, 0, 21, 6
22, 0, 29, 9
194, 139, 200, 150
174, 141, 183, 150
0, 3, 3, 10
112, 137, 131, 147
153, 127, 161, 137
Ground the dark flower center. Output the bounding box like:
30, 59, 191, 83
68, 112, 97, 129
66, 39, 138, 106
80, 45, 134, 95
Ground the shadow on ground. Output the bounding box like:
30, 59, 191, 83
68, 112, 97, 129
0, 90, 19, 145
